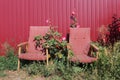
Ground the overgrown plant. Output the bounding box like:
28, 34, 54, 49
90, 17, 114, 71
0, 42, 18, 71
98, 15, 120, 46
34, 27, 73, 61
89, 40, 120, 80
91, 16, 120, 79
107, 15, 120, 45
93, 41, 120, 80
97, 25, 109, 45
70, 11, 78, 28
33, 35, 43, 50
25, 60, 84, 80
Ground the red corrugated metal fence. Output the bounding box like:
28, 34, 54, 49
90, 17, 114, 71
0, 0, 120, 55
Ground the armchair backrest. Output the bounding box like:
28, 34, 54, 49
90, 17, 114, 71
28, 26, 50, 53
69, 28, 90, 55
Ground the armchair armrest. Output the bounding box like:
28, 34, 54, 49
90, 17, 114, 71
17, 42, 28, 47
90, 43, 99, 59
17, 42, 28, 55
90, 43, 99, 51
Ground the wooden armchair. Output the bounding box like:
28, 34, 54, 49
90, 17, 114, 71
68, 28, 99, 63
17, 26, 50, 71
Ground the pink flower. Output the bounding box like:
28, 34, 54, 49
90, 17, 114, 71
46, 19, 52, 26
72, 11, 75, 15
77, 25, 80, 28
62, 37, 66, 41
46, 19, 49, 23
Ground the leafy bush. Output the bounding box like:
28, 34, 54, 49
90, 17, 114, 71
34, 27, 73, 61
0, 56, 6, 70
5, 51, 18, 70
0, 42, 18, 71
94, 15, 120, 79
25, 59, 84, 80
88, 41, 120, 80
26, 62, 43, 75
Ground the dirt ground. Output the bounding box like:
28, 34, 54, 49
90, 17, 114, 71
0, 70, 46, 80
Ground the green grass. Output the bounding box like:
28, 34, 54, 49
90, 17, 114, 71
0, 71, 7, 77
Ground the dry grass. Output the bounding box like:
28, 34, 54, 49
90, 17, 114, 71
0, 70, 45, 80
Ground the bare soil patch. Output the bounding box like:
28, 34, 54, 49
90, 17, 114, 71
0, 70, 45, 80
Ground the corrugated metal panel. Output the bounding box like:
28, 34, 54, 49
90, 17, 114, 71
0, 0, 120, 55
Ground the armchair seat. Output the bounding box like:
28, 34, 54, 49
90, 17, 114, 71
18, 53, 46, 61
70, 54, 97, 63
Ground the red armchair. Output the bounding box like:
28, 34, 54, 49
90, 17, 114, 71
17, 26, 50, 71
68, 28, 99, 63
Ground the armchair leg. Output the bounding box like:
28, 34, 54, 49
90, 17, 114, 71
18, 47, 21, 71
46, 48, 49, 66
46, 52, 49, 66
17, 59, 20, 71
47, 59, 48, 66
